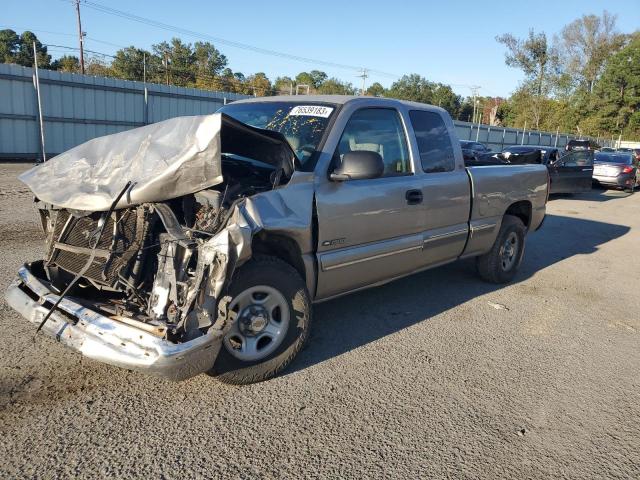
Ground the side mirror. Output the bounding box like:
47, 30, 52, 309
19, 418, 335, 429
330, 151, 384, 181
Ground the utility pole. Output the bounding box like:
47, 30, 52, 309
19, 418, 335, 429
33, 42, 46, 162
74, 0, 85, 74
165, 53, 169, 85
357, 68, 368, 95
470, 85, 480, 124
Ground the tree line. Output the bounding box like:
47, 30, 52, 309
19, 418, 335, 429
1, 10, 638, 139
494, 11, 639, 140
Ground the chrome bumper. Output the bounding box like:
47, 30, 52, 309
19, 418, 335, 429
5, 263, 225, 381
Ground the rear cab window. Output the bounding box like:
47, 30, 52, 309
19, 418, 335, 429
409, 110, 456, 173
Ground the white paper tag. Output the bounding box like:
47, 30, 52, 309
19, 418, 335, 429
288, 105, 334, 118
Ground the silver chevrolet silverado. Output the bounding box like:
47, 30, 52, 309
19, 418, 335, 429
6, 96, 548, 384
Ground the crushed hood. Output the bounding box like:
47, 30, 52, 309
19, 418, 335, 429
19, 113, 295, 211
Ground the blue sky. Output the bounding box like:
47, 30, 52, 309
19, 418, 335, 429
3, 0, 639, 98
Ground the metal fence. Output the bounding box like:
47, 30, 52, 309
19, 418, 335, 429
452, 121, 604, 151
0, 62, 607, 160
0, 63, 250, 159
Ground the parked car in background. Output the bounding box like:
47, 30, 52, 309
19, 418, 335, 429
500, 145, 560, 164
617, 147, 640, 163
566, 139, 592, 152
459, 140, 491, 163
498, 145, 593, 194
593, 151, 639, 193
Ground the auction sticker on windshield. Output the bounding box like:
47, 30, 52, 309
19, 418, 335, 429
288, 105, 334, 117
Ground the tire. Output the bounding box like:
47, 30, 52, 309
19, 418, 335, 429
625, 179, 635, 194
476, 215, 526, 284
209, 255, 311, 385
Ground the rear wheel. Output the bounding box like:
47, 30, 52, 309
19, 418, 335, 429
476, 215, 526, 284
209, 255, 311, 385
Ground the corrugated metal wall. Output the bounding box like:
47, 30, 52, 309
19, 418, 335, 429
0, 63, 250, 159
0, 62, 606, 159
451, 121, 596, 150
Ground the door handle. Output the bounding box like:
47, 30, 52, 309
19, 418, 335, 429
405, 189, 423, 205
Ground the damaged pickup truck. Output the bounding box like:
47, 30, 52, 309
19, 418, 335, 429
7, 96, 549, 384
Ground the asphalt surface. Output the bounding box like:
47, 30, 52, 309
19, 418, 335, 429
1, 162, 639, 479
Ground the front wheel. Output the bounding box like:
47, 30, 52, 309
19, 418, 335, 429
476, 215, 526, 284
208, 255, 311, 385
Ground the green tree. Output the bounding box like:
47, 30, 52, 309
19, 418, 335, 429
316, 77, 355, 95
246, 72, 272, 96
111, 47, 150, 81
459, 100, 475, 122
496, 29, 558, 98
308, 70, 328, 88
274, 76, 294, 94
557, 11, 626, 93
12, 31, 50, 67
193, 41, 227, 78
0, 29, 20, 63
431, 84, 462, 117
387, 74, 433, 103
366, 82, 385, 97
591, 35, 640, 138
85, 57, 114, 77
496, 29, 559, 128
152, 38, 196, 86
295, 71, 315, 90
385, 74, 461, 117
51, 55, 80, 72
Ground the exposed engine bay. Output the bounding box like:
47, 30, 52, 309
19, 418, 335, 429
36, 154, 284, 343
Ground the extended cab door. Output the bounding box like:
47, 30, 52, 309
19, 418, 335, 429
407, 109, 471, 267
314, 107, 426, 299
550, 150, 594, 193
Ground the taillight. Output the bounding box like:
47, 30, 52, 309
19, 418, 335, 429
622, 166, 633, 174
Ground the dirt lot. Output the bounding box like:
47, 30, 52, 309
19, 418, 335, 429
0, 162, 639, 479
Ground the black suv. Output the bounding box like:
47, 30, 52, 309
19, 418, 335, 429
566, 139, 591, 152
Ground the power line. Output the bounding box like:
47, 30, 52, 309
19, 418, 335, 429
40, 2, 495, 97
65, 0, 366, 73
0, 25, 128, 49
44, 43, 116, 58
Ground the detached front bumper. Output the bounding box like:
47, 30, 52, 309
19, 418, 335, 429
5, 262, 225, 381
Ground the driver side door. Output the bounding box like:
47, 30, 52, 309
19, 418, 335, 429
314, 107, 425, 299
550, 150, 594, 193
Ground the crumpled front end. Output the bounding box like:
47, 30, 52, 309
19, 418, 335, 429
5, 197, 260, 380
6, 263, 228, 381
6, 112, 300, 380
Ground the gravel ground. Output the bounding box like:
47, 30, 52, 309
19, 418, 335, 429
0, 162, 639, 479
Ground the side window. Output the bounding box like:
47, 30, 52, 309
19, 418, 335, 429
560, 150, 594, 167
409, 110, 456, 173
334, 108, 411, 176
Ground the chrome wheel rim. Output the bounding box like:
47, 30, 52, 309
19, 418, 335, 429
500, 232, 519, 271
223, 285, 290, 362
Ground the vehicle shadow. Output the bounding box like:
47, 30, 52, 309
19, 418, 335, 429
287, 214, 630, 375
550, 187, 634, 202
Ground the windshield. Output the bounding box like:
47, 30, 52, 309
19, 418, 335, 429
595, 153, 633, 164
218, 102, 336, 171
